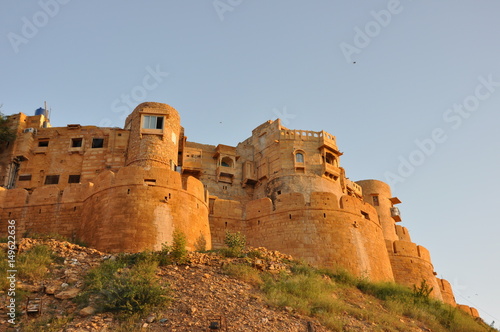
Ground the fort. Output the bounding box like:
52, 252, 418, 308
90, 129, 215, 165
0, 102, 478, 317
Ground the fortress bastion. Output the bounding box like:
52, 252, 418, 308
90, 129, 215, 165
0, 102, 477, 316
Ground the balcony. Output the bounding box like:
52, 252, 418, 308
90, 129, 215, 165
323, 164, 341, 179
182, 148, 203, 176
213, 144, 237, 159
319, 131, 340, 153
391, 207, 402, 222
346, 179, 363, 197
216, 165, 235, 183
242, 161, 257, 186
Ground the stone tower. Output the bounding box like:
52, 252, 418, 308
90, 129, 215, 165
125, 102, 181, 169
357, 179, 443, 300
246, 119, 346, 203
356, 179, 401, 242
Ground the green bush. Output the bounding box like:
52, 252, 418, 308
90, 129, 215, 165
222, 231, 246, 257
158, 229, 189, 265
171, 229, 188, 263
194, 234, 207, 252
80, 255, 169, 316
412, 279, 433, 304
100, 260, 167, 314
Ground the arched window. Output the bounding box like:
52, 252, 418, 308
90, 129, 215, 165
221, 156, 234, 168
295, 153, 304, 163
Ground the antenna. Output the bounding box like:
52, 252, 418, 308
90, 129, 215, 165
43, 101, 50, 127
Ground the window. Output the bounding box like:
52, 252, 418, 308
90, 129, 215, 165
71, 138, 83, 148
44, 175, 59, 185
221, 157, 233, 168
142, 115, 164, 129
373, 196, 379, 206
68, 175, 81, 183
295, 153, 304, 163
325, 152, 336, 165
92, 138, 104, 148
144, 179, 156, 186
38, 140, 49, 147
18, 174, 32, 181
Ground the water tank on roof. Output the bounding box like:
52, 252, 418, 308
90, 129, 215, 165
34, 107, 48, 118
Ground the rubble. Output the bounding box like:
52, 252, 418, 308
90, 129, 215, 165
0, 239, 442, 331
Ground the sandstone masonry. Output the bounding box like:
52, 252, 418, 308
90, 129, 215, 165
0, 102, 478, 316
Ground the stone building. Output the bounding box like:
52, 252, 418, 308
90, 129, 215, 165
0, 102, 477, 315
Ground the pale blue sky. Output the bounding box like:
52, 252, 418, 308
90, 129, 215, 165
1, 1, 499, 324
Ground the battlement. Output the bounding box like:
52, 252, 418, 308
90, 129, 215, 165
437, 278, 457, 306
395, 225, 411, 242
389, 240, 432, 263
279, 129, 339, 151
458, 305, 480, 318
242, 191, 377, 221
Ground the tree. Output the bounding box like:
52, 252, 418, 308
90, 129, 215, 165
0, 106, 15, 144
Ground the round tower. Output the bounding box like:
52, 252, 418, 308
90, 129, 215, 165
125, 102, 181, 169
357, 179, 443, 301
356, 179, 399, 242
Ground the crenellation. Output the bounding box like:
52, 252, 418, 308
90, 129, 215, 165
395, 225, 412, 242
392, 240, 419, 257
437, 278, 457, 306
309, 192, 340, 209
275, 193, 306, 211
417, 245, 431, 262
0, 102, 477, 317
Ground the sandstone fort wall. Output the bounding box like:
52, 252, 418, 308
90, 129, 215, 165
0, 102, 476, 316
0, 165, 210, 253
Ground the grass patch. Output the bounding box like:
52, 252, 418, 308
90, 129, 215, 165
262, 270, 345, 330
17, 244, 54, 281
20, 315, 73, 332
222, 263, 263, 286
0, 249, 10, 290
222, 260, 491, 332
355, 279, 412, 301
352, 278, 490, 332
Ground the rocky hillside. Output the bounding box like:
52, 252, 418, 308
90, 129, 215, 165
0, 238, 494, 332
